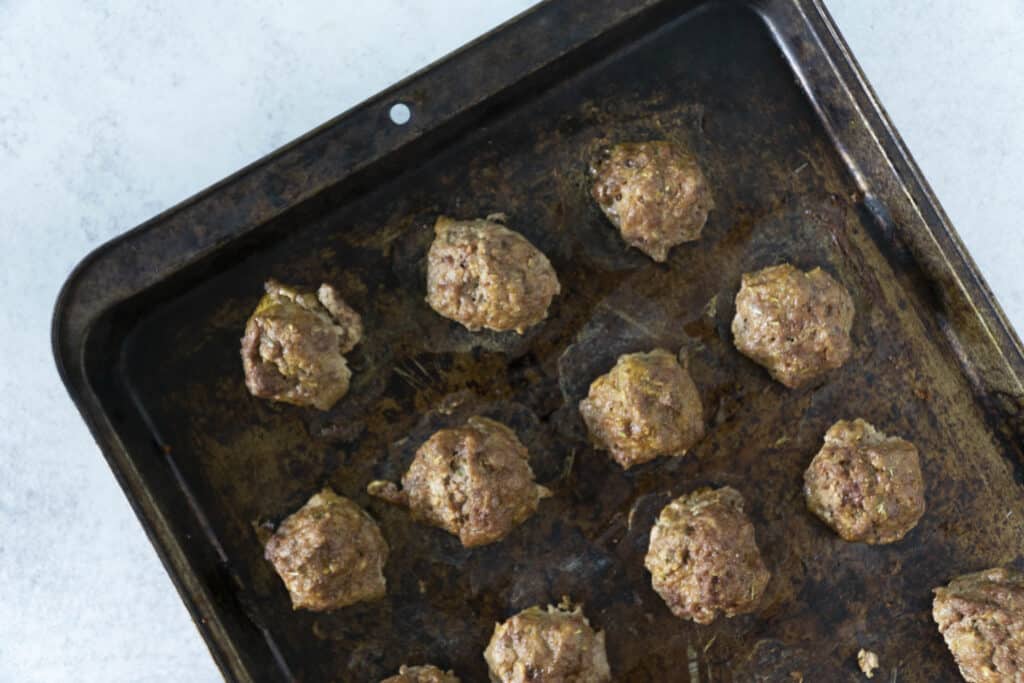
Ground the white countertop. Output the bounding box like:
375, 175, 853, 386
1, 1, 1021, 681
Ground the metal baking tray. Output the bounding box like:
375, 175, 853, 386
53, 0, 1024, 680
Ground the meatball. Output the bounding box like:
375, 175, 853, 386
368, 417, 550, 547
578, 349, 704, 469
590, 140, 714, 262
381, 665, 461, 683
484, 604, 611, 683
933, 567, 1024, 682
804, 419, 925, 544
241, 279, 363, 410
731, 263, 854, 388
644, 486, 770, 624
425, 216, 561, 334
264, 488, 388, 611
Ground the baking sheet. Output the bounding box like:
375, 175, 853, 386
54, 1, 1024, 680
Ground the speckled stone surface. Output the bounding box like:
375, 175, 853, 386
0, 1, 1020, 681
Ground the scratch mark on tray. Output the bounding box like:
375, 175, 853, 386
596, 301, 660, 340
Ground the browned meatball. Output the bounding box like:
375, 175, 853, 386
425, 216, 561, 334
484, 604, 611, 683
590, 140, 714, 262
241, 279, 363, 410
369, 417, 550, 547
644, 487, 770, 624
264, 489, 388, 611
804, 419, 925, 544
933, 567, 1024, 683
380, 665, 461, 683
578, 349, 704, 469
731, 263, 854, 388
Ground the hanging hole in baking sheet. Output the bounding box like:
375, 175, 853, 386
389, 102, 411, 125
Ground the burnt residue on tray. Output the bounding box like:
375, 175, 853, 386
116, 5, 1024, 683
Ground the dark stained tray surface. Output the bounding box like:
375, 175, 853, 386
53, 0, 1024, 681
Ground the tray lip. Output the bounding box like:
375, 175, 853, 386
50, 0, 1024, 680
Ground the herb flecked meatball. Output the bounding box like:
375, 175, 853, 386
804, 419, 925, 544
425, 216, 560, 334
732, 263, 854, 388
264, 488, 388, 611
369, 417, 550, 547
241, 279, 363, 410
484, 604, 611, 683
380, 664, 461, 683
644, 487, 770, 624
933, 567, 1024, 683
590, 140, 714, 262
579, 349, 704, 469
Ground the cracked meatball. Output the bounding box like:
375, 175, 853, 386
579, 349, 704, 469
804, 419, 925, 544
241, 279, 363, 410
732, 264, 854, 388
381, 665, 461, 683
644, 487, 770, 624
933, 567, 1024, 683
368, 417, 550, 547
264, 488, 388, 611
484, 604, 611, 683
590, 140, 714, 262
425, 216, 561, 334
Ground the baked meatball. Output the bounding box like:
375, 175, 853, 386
381, 665, 461, 683
264, 488, 388, 611
804, 419, 925, 544
425, 216, 561, 334
644, 487, 770, 624
590, 140, 714, 262
578, 349, 704, 469
731, 263, 854, 388
933, 567, 1024, 683
484, 604, 611, 683
241, 279, 363, 410
368, 417, 550, 547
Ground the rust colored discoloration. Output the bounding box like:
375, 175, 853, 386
805, 419, 925, 544
264, 489, 388, 611
579, 348, 704, 469
644, 487, 770, 624
484, 604, 611, 683
933, 567, 1024, 683
590, 141, 713, 262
